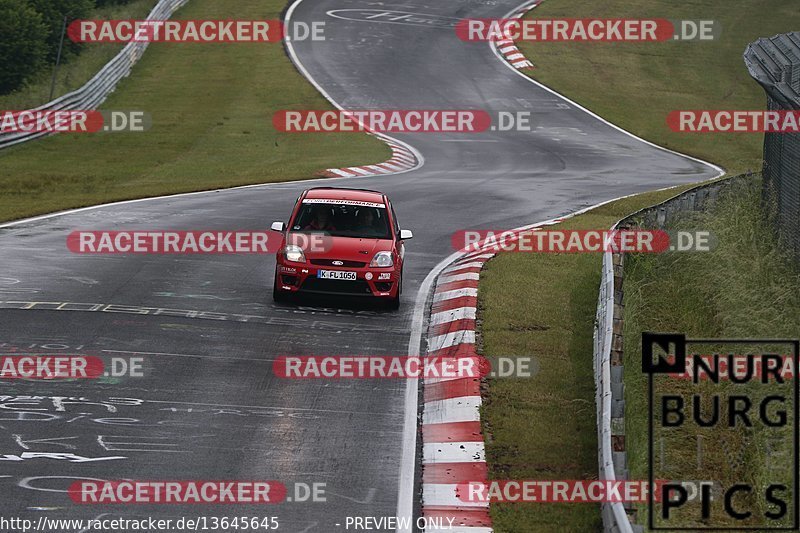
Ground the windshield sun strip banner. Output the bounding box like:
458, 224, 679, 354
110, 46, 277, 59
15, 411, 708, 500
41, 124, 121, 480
301, 199, 386, 208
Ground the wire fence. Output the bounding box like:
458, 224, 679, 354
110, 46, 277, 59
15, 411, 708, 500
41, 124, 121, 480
0, 0, 190, 150
744, 32, 800, 260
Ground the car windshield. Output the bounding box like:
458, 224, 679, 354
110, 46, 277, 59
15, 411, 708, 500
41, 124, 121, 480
290, 201, 392, 239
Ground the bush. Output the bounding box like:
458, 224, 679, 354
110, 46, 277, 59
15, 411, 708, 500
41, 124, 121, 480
29, 0, 94, 62
0, 0, 49, 94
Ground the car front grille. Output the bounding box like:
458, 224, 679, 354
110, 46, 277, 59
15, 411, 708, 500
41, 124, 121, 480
310, 259, 367, 268
300, 278, 372, 295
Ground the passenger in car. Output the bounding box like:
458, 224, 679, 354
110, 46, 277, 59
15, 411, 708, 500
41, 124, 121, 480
304, 206, 336, 231
354, 208, 382, 237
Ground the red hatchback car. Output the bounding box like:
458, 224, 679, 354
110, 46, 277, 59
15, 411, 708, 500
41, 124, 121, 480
271, 187, 413, 308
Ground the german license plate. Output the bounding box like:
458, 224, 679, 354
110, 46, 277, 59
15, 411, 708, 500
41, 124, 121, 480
317, 270, 357, 281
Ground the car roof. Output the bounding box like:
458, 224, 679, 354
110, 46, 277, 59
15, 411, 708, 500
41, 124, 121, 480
303, 187, 386, 203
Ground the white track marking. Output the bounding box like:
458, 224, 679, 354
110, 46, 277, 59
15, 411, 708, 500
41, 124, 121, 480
429, 306, 476, 325
438, 273, 480, 284
457, 253, 495, 262
432, 288, 478, 302
444, 261, 485, 273
422, 442, 486, 463
427, 330, 476, 352
422, 484, 489, 508
422, 397, 482, 425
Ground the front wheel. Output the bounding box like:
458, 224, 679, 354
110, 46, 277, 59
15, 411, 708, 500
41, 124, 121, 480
388, 272, 402, 310
273, 272, 288, 303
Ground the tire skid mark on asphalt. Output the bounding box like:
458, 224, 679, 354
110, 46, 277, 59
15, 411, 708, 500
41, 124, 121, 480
0, 301, 409, 333
141, 398, 396, 415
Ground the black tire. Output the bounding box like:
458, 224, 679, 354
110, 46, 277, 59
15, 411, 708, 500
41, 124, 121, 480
388, 272, 401, 310
273, 273, 287, 303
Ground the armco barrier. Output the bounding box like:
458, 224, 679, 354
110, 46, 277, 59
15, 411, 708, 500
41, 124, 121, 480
593, 173, 753, 532
594, 248, 634, 533
0, 0, 190, 150
744, 32, 800, 260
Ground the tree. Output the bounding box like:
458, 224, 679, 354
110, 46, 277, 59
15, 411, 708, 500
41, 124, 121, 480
95, 0, 134, 6
29, 0, 94, 62
0, 0, 48, 94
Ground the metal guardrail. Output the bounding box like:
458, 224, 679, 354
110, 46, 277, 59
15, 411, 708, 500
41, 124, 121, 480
0, 0, 190, 150
744, 32, 800, 260
591, 35, 785, 533
593, 173, 753, 532
594, 248, 634, 533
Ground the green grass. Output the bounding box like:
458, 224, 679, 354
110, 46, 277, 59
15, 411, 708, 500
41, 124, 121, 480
0, 0, 159, 109
0, 0, 389, 223
519, 0, 800, 174
480, 184, 700, 532
623, 178, 800, 528
481, 2, 800, 529
481, 177, 800, 531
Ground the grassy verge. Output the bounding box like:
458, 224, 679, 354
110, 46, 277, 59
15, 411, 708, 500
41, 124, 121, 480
481, 1, 800, 530
0, 0, 388, 223
623, 177, 800, 528
480, 184, 698, 532
518, 0, 800, 174
0, 0, 159, 110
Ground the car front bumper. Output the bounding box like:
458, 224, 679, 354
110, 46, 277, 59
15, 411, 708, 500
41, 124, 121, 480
276, 262, 399, 298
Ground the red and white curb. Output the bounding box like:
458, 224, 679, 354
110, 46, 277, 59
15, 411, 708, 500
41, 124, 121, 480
321, 137, 418, 178
492, 0, 544, 70
420, 217, 567, 533
421, 250, 492, 533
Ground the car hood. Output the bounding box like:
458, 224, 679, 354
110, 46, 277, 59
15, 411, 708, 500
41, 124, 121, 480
299, 235, 393, 263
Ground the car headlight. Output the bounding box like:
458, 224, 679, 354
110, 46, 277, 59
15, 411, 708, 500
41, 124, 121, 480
284, 244, 306, 263
370, 251, 394, 268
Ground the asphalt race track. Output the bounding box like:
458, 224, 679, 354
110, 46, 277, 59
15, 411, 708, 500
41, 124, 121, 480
0, 0, 720, 531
